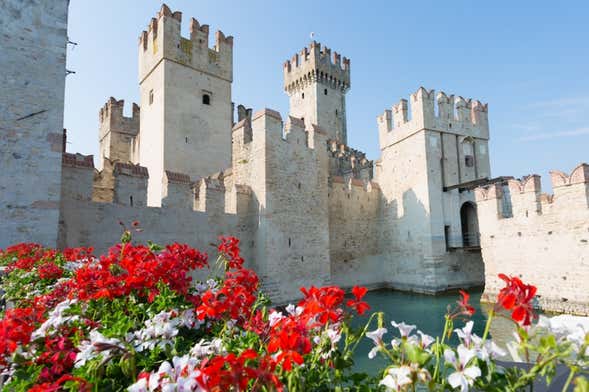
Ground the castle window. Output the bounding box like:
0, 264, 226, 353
301, 256, 304, 262
302, 93, 305, 99
324, 88, 328, 95
465, 155, 474, 167
335, 109, 338, 116
202, 94, 211, 105
149, 90, 154, 105
298, 183, 301, 189
288, 238, 291, 247
444, 225, 451, 251
130, 195, 134, 207
185, 137, 189, 144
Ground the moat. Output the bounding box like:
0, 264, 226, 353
352, 288, 488, 374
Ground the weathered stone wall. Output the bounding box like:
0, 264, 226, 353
0, 0, 69, 248
231, 111, 331, 303
476, 164, 589, 315
61, 153, 94, 202
328, 177, 384, 289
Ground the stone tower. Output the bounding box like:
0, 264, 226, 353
0, 0, 69, 248
283, 41, 351, 144
376, 88, 491, 292
138, 5, 233, 206
98, 98, 140, 166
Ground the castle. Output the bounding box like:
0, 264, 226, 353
2, 3, 588, 312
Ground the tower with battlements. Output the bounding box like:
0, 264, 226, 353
138, 5, 234, 206
376, 87, 491, 292
98, 98, 140, 166
284, 41, 350, 144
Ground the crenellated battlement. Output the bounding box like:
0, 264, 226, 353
138, 4, 233, 83
550, 163, 589, 188
378, 87, 489, 150
232, 108, 330, 154
476, 164, 589, 315
99, 97, 139, 138
475, 164, 589, 220
62, 153, 94, 169
113, 162, 149, 178
283, 41, 350, 94
327, 140, 373, 180
330, 175, 380, 193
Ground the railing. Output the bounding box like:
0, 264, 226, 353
462, 232, 480, 247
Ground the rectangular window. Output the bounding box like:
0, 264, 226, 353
149, 90, 154, 105
465, 155, 474, 167
444, 225, 451, 251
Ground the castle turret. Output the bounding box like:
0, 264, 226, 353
137, 4, 234, 206
283, 41, 350, 143
98, 97, 140, 166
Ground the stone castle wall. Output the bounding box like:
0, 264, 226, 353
475, 164, 589, 315
0, 0, 69, 249
328, 177, 384, 289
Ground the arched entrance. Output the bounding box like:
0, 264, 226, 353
460, 202, 480, 247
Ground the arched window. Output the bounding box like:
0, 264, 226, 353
460, 202, 479, 247
202, 94, 211, 105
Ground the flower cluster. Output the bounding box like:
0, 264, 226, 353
1, 235, 587, 391
0, 235, 373, 391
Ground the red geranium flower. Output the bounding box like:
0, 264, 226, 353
457, 289, 476, 316
497, 274, 537, 326
346, 286, 370, 315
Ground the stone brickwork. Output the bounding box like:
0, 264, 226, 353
0, 0, 69, 249
475, 164, 589, 315
328, 177, 384, 289
98, 98, 140, 166
8, 3, 587, 309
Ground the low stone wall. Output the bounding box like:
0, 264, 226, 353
475, 164, 589, 315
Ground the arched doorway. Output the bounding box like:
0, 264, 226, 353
460, 202, 480, 247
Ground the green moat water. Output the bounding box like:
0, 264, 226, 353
352, 288, 488, 375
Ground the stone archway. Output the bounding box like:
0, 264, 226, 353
460, 201, 480, 247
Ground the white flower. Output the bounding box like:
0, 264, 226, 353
379, 366, 412, 391
189, 338, 225, 359
128, 309, 201, 353
366, 327, 387, 359
417, 330, 435, 349
31, 299, 79, 340
444, 345, 481, 392
285, 304, 303, 316
269, 311, 284, 327
128, 355, 203, 392
391, 321, 416, 338
471, 335, 506, 362
536, 315, 589, 356
454, 321, 475, 347
75, 330, 125, 368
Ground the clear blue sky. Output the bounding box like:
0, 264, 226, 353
65, 1, 589, 190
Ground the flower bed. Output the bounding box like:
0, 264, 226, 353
0, 228, 587, 391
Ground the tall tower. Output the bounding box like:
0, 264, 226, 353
283, 41, 351, 144
138, 5, 233, 206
